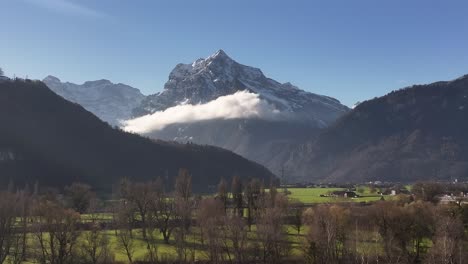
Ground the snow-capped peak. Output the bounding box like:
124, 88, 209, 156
135, 50, 349, 125
207, 49, 232, 62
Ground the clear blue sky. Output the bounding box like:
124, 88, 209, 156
1, 0, 468, 106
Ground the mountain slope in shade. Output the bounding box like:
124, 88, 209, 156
43, 76, 145, 126
287, 75, 468, 183
130, 50, 349, 175
0, 79, 274, 192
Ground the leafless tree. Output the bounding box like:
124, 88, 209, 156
120, 179, 159, 240
303, 204, 351, 264
153, 192, 176, 244
406, 201, 435, 262
80, 199, 113, 264
290, 199, 304, 235
175, 168, 192, 202
0, 191, 17, 264
197, 198, 225, 263
217, 178, 228, 213
245, 178, 262, 231
81, 222, 113, 264
113, 201, 136, 264
221, 215, 249, 264
256, 193, 290, 264
31, 200, 81, 264
426, 208, 465, 264
231, 176, 243, 217
65, 182, 95, 214
173, 169, 194, 262
7, 189, 32, 264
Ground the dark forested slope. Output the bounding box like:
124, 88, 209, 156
0, 80, 274, 192
288, 75, 468, 183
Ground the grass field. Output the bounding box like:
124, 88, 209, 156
17, 187, 400, 263
104, 225, 308, 262
286, 187, 387, 203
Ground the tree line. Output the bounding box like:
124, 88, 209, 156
0, 176, 467, 264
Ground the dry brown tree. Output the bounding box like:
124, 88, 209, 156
173, 169, 195, 262
217, 178, 228, 213
113, 200, 136, 264
31, 200, 81, 264
231, 176, 243, 217
0, 191, 17, 264
7, 189, 33, 264
426, 207, 465, 264
221, 215, 249, 264
256, 193, 291, 264
64, 182, 95, 214
80, 199, 113, 264
197, 197, 225, 263
303, 204, 351, 264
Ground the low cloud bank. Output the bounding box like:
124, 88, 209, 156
123, 91, 281, 133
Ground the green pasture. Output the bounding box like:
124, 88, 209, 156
285, 187, 387, 203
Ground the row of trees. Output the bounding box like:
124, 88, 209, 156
0, 175, 467, 264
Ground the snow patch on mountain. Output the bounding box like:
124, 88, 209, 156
133, 49, 349, 125
43, 76, 145, 125
123, 91, 283, 133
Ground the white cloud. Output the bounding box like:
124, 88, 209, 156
123, 91, 282, 134
25, 0, 107, 19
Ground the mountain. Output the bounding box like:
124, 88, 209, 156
0, 79, 274, 192
134, 50, 348, 124
287, 75, 468, 183
129, 50, 349, 175
43, 76, 145, 126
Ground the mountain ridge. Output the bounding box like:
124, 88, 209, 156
133, 50, 349, 125
43, 75, 145, 126
0, 79, 274, 191
286, 74, 468, 183
127, 50, 349, 175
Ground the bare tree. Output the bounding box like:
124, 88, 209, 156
80, 199, 113, 264
120, 179, 159, 240
170, 169, 195, 262
412, 182, 444, 203
256, 193, 290, 264
0, 191, 16, 264
245, 178, 262, 231
290, 199, 304, 235
32, 200, 81, 264
303, 204, 351, 264
65, 182, 95, 214
217, 178, 228, 213
426, 209, 465, 264
221, 215, 249, 264
153, 191, 176, 244
8, 189, 32, 264
406, 201, 435, 262
113, 201, 135, 264
175, 168, 192, 202
231, 176, 243, 217
197, 198, 225, 263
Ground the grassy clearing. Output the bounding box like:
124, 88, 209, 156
286, 187, 387, 203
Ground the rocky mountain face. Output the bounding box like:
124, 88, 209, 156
0, 79, 274, 192
134, 50, 348, 125
130, 50, 349, 175
43, 76, 145, 126
287, 75, 468, 183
